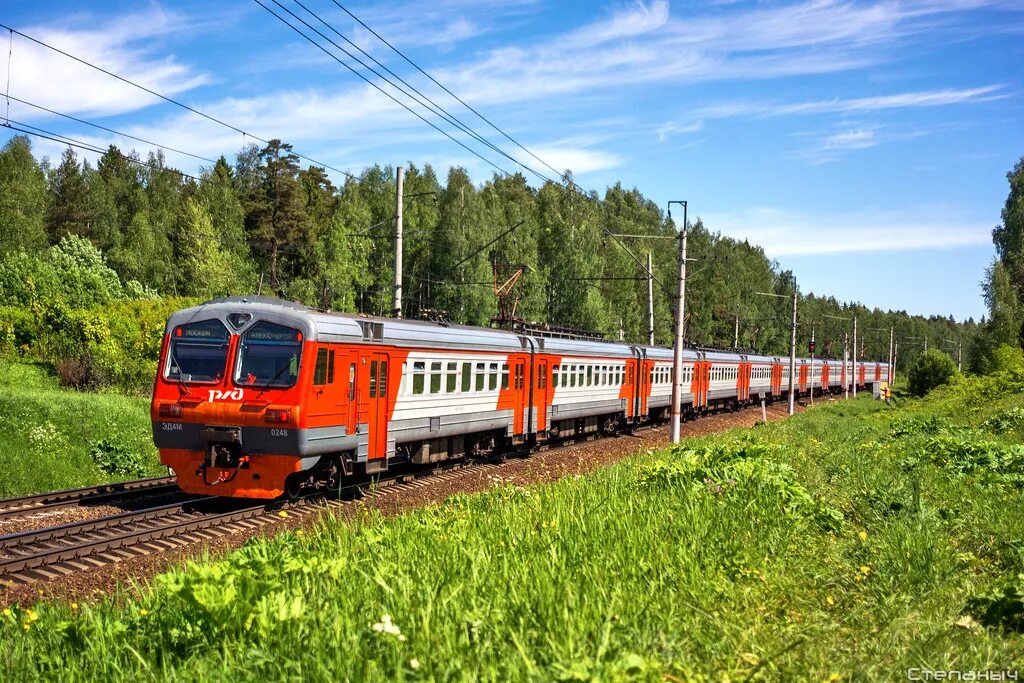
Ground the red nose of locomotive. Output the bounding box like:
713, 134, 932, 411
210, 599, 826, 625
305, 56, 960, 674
152, 311, 310, 499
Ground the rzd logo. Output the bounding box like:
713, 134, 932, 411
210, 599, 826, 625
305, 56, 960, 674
208, 388, 244, 402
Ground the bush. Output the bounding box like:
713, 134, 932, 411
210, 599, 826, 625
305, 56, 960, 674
908, 349, 957, 396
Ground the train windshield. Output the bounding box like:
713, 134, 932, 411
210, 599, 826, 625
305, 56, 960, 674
235, 322, 303, 388
165, 319, 230, 383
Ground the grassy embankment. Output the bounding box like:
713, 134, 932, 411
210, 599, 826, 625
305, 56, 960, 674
3, 371, 1024, 680
0, 362, 162, 497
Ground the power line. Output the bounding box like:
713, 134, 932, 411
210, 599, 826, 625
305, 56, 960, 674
330, 1, 568, 182
3, 120, 198, 180
290, 0, 553, 185
0, 21, 357, 180
6, 94, 217, 164
254, 0, 515, 178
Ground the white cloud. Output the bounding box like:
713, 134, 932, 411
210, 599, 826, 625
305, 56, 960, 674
691, 85, 1007, 121
514, 143, 622, 175
701, 206, 993, 256
8, 9, 209, 118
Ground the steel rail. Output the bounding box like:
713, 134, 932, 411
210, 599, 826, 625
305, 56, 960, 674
0, 477, 179, 520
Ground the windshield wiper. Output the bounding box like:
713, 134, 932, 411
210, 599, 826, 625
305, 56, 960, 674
255, 359, 296, 398
167, 347, 192, 396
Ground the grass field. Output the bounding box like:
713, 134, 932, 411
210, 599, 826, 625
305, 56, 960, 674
2, 371, 1023, 680
0, 362, 163, 497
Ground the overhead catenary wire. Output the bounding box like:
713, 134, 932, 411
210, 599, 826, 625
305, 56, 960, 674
253, 0, 515, 179
330, 0, 568, 182
6, 94, 218, 164
289, 0, 553, 186
3, 120, 199, 181
0, 21, 357, 180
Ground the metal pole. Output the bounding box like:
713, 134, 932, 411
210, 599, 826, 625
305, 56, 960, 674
888, 325, 894, 383
957, 342, 962, 372
788, 282, 797, 416
852, 315, 858, 397
893, 341, 899, 384
734, 312, 739, 349
670, 203, 688, 444
392, 165, 404, 318
809, 323, 815, 406
924, 336, 928, 352
647, 251, 655, 346
843, 332, 849, 400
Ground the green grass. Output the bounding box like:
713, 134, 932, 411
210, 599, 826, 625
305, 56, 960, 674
0, 361, 162, 497
2, 374, 1024, 680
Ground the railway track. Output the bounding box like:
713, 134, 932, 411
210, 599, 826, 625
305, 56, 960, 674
0, 401, 794, 589
0, 477, 181, 522
0, 461, 499, 587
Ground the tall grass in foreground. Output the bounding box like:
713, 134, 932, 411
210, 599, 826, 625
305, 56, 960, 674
0, 362, 161, 497
2, 376, 1024, 680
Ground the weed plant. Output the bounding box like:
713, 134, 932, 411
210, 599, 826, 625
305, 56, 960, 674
2, 372, 1023, 680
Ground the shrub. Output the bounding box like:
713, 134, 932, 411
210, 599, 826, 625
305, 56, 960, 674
55, 353, 109, 390
967, 575, 1024, 632
907, 349, 957, 396
89, 439, 148, 477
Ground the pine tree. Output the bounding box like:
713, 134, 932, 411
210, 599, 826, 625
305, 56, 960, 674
46, 147, 91, 243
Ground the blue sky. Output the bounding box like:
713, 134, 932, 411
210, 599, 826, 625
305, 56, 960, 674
2, 0, 1022, 321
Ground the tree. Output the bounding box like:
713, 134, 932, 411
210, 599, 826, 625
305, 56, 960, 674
195, 157, 256, 290
46, 147, 91, 243
244, 140, 309, 293
907, 348, 957, 396
175, 198, 236, 298
992, 156, 1024, 297
0, 135, 48, 254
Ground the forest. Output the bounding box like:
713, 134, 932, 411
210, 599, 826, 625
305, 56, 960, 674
0, 135, 1013, 391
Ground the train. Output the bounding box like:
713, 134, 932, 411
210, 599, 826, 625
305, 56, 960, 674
150, 296, 890, 499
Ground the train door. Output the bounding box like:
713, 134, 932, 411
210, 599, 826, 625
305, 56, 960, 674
798, 362, 808, 394
640, 357, 654, 417
696, 356, 709, 409
513, 356, 527, 436
535, 359, 549, 434
359, 351, 390, 460
771, 361, 782, 396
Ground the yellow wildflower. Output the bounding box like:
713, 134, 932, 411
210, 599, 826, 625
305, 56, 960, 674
825, 596, 835, 606
26, 610, 38, 623
70, 603, 79, 612
860, 565, 871, 575
139, 609, 149, 617
2, 608, 11, 618
858, 531, 868, 541
278, 511, 289, 519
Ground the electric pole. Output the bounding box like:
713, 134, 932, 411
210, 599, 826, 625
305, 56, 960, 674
888, 325, 894, 384
392, 166, 404, 318
647, 251, 655, 346
788, 282, 797, 416
669, 200, 688, 444
852, 314, 858, 398
734, 311, 740, 349
809, 323, 815, 406
843, 332, 849, 400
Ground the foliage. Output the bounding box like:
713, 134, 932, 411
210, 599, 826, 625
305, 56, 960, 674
0, 138, 979, 374
907, 348, 957, 396
4, 377, 1024, 678
0, 362, 161, 496
89, 439, 149, 478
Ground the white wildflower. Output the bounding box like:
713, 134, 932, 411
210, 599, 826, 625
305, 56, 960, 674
372, 614, 406, 641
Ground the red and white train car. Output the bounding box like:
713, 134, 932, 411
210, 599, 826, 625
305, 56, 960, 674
151, 297, 886, 499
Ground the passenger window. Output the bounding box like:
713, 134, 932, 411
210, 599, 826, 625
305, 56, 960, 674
447, 362, 458, 393
586, 366, 593, 386
314, 348, 329, 385
489, 363, 498, 391
553, 365, 559, 388
413, 361, 425, 395
379, 361, 388, 397
577, 366, 584, 386
570, 367, 576, 387
539, 364, 547, 389
430, 362, 442, 394
501, 363, 509, 390
369, 360, 378, 398
328, 351, 335, 384
476, 363, 485, 391
461, 362, 471, 392
349, 363, 356, 399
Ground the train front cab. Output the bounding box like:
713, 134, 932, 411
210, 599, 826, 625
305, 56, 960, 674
152, 302, 385, 499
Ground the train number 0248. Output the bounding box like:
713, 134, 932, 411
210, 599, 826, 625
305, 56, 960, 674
270, 428, 289, 437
